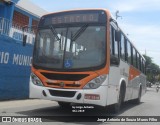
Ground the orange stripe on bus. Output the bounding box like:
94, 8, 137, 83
129, 66, 141, 81
31, 66, 109, 89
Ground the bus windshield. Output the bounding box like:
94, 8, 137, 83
33, 25, 106, 71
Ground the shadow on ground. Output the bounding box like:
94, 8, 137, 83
17, 101, 144, 123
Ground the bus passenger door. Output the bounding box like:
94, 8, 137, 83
107, 25, 121, 105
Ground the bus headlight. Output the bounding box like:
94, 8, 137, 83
83, 74, 107, 89
31, 73, 43, 86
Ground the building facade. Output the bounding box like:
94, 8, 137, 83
0, 0, 47, 100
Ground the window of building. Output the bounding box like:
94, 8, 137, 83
13, 11, 29, 27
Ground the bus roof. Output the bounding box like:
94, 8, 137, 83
42, 8, 111, 17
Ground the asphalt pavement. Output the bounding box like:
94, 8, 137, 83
0, 86, 160, 125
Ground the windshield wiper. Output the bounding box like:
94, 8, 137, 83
72, 24, 88, 41
50, 25, 60, 41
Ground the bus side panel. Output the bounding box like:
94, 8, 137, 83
128, 66, 146, 100
141, 74, 147, 95
107, 60, 129, 105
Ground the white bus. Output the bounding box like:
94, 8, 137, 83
29, 9, 146, 112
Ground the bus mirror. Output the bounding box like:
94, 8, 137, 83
115, 30, 121, 42
23, 35, 27, 46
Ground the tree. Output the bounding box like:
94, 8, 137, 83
143, 55, 152, 68
143, 55, 160, 83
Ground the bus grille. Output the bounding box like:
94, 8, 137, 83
47, 82, 81, 87
49, 90, 76, 97
41, 73, 89, 81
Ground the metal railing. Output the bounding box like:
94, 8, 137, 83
0, 17, 35, 44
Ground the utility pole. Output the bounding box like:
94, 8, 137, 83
145, 49, 147, 56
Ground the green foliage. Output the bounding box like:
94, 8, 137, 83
143, 55, 160, 83
143, 55, 152, 67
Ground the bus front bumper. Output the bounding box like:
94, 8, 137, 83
30, 79, 108, 107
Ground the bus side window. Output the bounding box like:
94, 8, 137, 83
120, 34, 125, 61
139, 56, 142, 71
114, 32, 119, 58
132, 48, 137, 67
131, 45, 133, 65
137, 53, 140, 69
127, 41, 132, 64
143, 60, 146, 74
137, 53, 140, 70
124, 37, 127, 62
141, 58, 143, 72
110, 25, 120, 65
110, 25, 114, 55
144, 61, 146, 74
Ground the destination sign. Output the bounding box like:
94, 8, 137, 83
44, 13, 99, 25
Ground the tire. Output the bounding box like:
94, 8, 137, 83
156, 88, 159, 93
112, 88, 123, 113
58, 102, 71, 108
133, 87, 142, 104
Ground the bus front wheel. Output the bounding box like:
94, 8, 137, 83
112, 84, 125, 113
113, 89, 122, 113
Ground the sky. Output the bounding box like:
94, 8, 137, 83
31, 0, 160, 66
